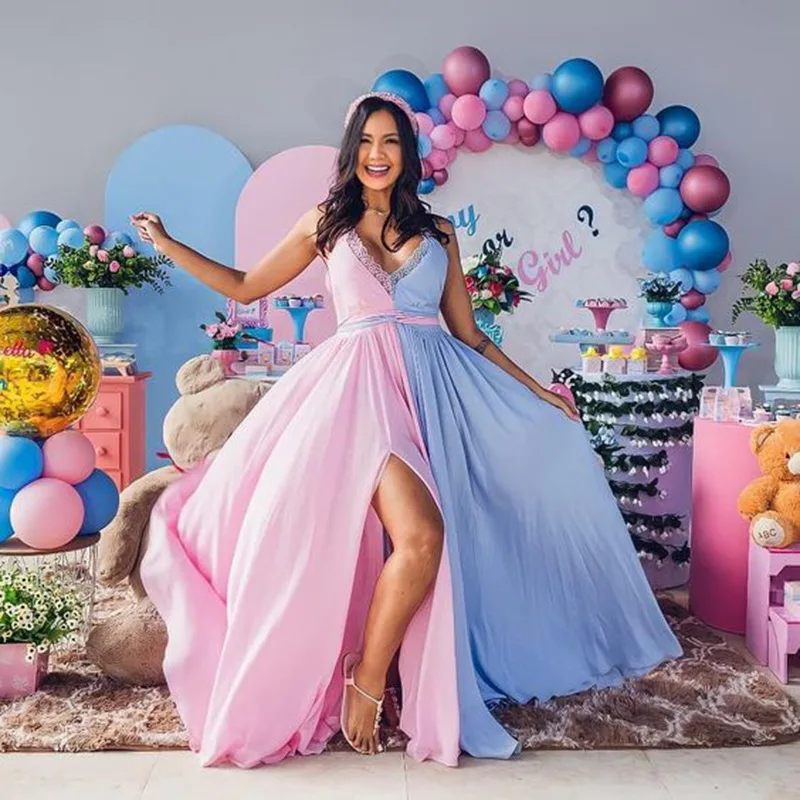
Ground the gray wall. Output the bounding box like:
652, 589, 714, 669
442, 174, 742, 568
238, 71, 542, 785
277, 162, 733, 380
2, 0, 796, 388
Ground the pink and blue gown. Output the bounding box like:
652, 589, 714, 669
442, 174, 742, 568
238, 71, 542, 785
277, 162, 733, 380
141, 230, 681, 768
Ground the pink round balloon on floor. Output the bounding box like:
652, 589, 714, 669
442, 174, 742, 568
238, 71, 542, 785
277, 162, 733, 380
428, 148, 448, 171
10, 478, 84, 549
442, 46, 491, 96
694, 154, 719, 168
507, 79, 529, 97
523, 90, 557, 125
430, 124, 457, 151
648, 136, 679, 167
451, 95, 487, 131
627, 163, 659, 196
680, 288, 706, 310
464, 129, 492, 152
502, 95, 525, 122
438, 94, 457, 121
578, 105, 614, 140
542, 112, 581, 152
42, 430, 97, 484
678, 321, 718, 371
415, 113, 434, 136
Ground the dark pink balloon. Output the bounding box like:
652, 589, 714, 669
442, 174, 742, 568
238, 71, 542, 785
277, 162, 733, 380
680, 289, 706, 310
680, 165, 731, 213
442, 46, 491, 96
663, 219, 687, 238
678, 321, 718, 371
717, 251, 733, 272
602, 66, 654, 122
517, 118, 540, 145
84, 224, 106, 245
37, 276, 56, 291
26, 253, 45, 276
421, 160, 433, 179
433, 169, 449, 186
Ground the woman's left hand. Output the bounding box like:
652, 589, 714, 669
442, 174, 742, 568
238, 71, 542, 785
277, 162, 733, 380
541, 389, 581, 422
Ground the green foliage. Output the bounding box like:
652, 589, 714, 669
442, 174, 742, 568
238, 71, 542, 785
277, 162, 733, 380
638, 273, 682, 303
732, 258, 800, 328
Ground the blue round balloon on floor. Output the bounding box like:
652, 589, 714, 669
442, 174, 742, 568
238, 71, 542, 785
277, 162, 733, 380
656, 105, 701, 149
372, 69, 429, 113
550, 58, 603, 114
18, 210, 61, 238
0, 487, 15, 543
0, 437, 43, 491
677, 220, 729, 271
74, 470, 120, 535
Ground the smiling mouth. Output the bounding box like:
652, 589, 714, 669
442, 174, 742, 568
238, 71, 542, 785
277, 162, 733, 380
365, 165, 390, 177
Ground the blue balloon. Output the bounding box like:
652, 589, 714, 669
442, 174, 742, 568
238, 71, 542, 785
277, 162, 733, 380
612, 122, 633, 141
17, 210, 61, 238
17, 287, 35, 303
644, 188, 684, 225
417, 135, 433, 158
603, 162, 630, 189
424, 73, 450, 108
29, 225, 59, 257
372, 69, 429, 112
0, 487, 14, 543
675, 148, 695, 170
74, 469, 120, 535
43, 265, 59, 283
659, 164, 684, 188
569, 136, 592, 157
16, 265, 36, 289
551, 58, 604, 113
428, 107, 446, 126
642, 230, 681, 272
56, 219, 80, 233
0, 437, 43, 491
479, 79, 509, 110
678, 220, 729, 271
616, 136, 648, 168
101, 231, 133, 250
664, 303, 688, 326
58, 227, 86, 250
670, 268, 694, 292
656, 105, 701, 149
418, 177, 435, 195
632, 114, 660, 142
530, 73, 552, 91
596, 138, 617, 164
0, 228, 29, 267
482, 109, 511, 142
692, 267, 721, 294
687, 306, 711, 323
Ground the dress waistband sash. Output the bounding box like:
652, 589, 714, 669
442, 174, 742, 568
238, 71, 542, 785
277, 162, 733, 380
337, 312, 440, 333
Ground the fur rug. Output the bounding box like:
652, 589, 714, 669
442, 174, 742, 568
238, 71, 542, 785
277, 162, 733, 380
0, 587, 798, 754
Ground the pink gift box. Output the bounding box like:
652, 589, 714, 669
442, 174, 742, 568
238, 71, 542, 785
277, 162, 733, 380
0, 644, 49, 698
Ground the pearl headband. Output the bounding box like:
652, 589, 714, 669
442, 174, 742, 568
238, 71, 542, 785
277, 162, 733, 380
344, 91, 419, 136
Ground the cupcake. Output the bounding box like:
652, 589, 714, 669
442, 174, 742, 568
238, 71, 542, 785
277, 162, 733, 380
313, 294, 325, 308
302, 296, 316, 308
288, 296, 302, 308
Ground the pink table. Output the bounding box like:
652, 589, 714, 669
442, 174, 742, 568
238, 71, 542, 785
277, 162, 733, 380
690, 418, 762, 633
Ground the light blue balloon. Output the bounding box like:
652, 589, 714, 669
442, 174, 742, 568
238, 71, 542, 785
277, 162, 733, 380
604, 162, 630, 189
530, 73, 552, 91
482, 109, 511, 142
43, 265, 59, 283
417, 135, 433, 158
0, 228, 29, 266
659, 164, 684, 188
102, 231, 133, 250
56, 218, 80, 233
18, 210, 61, 238
424, 73, 450, 108
643, 187, 684, 225
664, 303, 688, 326
418, 177, 435, 195
0, 487, 15, 543
596, 138, 617, 164
569, 136, 592, 157
17, 287, 34, 304
678, 220, 729, 271
479, 78, 509, 110
0, 437, 43, 491
29, 225, 59, 257
16, 265, 36, 289
616, 136, 648, 168
687, 306, 711, 323
428, 107, 446, 126
692, 267, 721, 294
58, 227, 86, 250
670, 267, 694, 292
642, 230, 681, 272
632, 114, 660, 142
676, 148, 695, 170
75, 469, 120, 535
612, 122, 633, 141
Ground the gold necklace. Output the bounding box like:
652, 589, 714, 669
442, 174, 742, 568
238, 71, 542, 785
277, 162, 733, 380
365, 206, 389, 217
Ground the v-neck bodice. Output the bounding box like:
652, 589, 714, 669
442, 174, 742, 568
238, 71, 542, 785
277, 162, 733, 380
325, 228, 449, 327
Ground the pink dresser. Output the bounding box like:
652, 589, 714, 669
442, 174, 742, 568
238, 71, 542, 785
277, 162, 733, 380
78, 373, 151, 492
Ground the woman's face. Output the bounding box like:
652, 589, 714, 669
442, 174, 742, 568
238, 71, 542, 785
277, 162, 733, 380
356, 109, 403, 192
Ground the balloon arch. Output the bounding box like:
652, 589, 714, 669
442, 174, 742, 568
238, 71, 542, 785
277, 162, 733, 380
369, 47, 731, 371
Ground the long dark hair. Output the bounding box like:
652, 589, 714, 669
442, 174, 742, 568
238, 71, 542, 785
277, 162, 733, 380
316, 96, 450, 256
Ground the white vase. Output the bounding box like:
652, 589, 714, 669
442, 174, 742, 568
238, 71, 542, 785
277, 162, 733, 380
774, 326, 800, 389
85, 288, 124, 344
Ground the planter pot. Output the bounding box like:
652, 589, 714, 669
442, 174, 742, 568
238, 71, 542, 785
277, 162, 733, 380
644, 301, 673, 328
86, 288, 124, 344
0, 644, 49, 698
774, 326, 800, 389
473, 308, 504, 348
212, 348, 241, 377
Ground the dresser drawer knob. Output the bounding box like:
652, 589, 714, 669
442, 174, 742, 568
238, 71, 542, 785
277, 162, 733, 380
96, 446, 108, 457
96, 407, 109, 417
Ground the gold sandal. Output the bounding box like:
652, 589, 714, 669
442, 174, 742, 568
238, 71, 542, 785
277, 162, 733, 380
341, 653, 384, 754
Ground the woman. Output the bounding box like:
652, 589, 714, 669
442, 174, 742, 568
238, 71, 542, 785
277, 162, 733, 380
133, 92, 681, 769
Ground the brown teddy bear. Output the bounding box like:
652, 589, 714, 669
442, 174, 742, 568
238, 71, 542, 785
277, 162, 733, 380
737, 420, 800, 549
86, 354, 269, 684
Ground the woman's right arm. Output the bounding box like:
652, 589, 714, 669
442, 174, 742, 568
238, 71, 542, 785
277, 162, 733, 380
131, 207, 322, 304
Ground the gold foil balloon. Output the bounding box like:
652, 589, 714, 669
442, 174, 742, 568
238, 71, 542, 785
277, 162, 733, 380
0, 304, 101, 438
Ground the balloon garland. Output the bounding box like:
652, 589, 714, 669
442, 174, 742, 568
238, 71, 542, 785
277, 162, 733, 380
370, 47, 732, 371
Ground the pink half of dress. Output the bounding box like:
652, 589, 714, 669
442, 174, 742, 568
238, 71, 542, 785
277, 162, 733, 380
140, 234, 460, 768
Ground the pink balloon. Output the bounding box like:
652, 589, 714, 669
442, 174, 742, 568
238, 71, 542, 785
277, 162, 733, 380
680, 289, 706, 310
451, 94, 487, 131
438, 93, 457, 121
26, 253, 45, 276
507, 79, 529, 97
627, 163, 659, 196
415, 113, 434, 136
677, 321, 718, 371
428, 148, 448, 171
445, 147, 458, 164
578, 105, 614, 140
648, 136, 679, 167
680, 165, 731, 213
517, 118, 540, 146
42, 430, 97, 484
442, 46, 491, 96
602, 66, 654, 122
717, 250, 733, 272
464, 129, 492, 153
421, 160, 433, 179
502, 95, 525, 122
446, 121, 466, 147
523, 90, 557, 125
37, 276, 56, 291
10, 478, 84, 549
663, 219, 687, 238
542, 112, 581, 152
84, 224, 106, 245
503, 125, 520, 145
433, 169, 449, 186
430, 124, 456, 150
694, 153, 719, 168
582, 143, 599, 162
689, 213, 708, 223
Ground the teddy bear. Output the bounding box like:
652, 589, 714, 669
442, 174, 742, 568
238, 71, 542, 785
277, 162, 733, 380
737, 420, 800, 549
85, 354, 269, 684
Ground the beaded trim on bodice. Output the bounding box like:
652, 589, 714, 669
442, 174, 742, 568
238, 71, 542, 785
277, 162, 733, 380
346, 229, 430, 296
